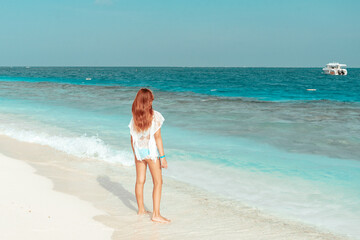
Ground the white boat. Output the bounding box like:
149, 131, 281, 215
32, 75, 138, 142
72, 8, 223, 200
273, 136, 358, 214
322, 63, 347, 75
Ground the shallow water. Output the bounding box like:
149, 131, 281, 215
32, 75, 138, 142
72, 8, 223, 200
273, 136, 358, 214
0, 67, 359, 238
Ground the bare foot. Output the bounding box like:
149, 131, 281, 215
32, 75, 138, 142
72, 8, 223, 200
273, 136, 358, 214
151, 215, 171, 223
138, 210, 151, 215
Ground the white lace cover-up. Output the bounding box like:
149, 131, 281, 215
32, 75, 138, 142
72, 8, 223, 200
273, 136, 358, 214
128, 110, 165, 161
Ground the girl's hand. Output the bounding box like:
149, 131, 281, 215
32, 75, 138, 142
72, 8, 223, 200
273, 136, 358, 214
160, 158, 168, 169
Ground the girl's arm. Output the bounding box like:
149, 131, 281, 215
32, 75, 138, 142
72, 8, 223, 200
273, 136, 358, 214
154, 128, 168, 169
130, 136, 137, 161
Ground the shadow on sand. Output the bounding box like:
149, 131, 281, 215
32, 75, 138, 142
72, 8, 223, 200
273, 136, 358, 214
97, 175, 143, 213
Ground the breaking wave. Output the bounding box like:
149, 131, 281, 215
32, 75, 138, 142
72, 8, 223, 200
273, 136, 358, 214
0, 125, 134, 166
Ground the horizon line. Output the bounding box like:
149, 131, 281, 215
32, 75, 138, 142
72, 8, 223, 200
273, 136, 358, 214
1, 65, 359, 68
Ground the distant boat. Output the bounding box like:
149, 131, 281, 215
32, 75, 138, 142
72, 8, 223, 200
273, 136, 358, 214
323, 63, 347, 75
85, 78, 92, 80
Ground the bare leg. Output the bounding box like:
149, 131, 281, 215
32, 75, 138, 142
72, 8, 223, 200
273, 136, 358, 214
146, 158, 170, 223
135, 159, 149, 215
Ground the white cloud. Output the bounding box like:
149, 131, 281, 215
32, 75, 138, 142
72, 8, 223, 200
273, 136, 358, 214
94, 0, 112, 5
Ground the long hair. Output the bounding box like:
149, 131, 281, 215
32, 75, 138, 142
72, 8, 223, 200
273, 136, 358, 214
132, 88, 154, 132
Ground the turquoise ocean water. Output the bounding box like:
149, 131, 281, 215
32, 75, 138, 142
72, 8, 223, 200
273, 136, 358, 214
0, 67, 359, 238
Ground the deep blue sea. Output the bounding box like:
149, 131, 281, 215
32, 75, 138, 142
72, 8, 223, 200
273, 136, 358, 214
0, 67, 359, 238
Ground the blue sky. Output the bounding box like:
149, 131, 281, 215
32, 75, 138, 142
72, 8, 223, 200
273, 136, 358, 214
1, 0, 359, 67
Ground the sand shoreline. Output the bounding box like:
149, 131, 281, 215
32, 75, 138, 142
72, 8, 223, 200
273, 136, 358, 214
0, 153, 113, 240
0, 134, 351, 240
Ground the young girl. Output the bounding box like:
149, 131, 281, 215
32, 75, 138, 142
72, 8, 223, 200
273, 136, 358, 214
129, 88, 170, 223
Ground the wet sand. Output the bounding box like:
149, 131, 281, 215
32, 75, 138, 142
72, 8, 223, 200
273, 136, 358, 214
0, 135, 350, 240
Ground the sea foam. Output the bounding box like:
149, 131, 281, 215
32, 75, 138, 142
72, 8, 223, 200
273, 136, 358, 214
0, 125, 134, 166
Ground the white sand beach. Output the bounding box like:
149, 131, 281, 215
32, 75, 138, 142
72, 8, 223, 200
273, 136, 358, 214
0, 153, 112, 240
0, 134, 351, 240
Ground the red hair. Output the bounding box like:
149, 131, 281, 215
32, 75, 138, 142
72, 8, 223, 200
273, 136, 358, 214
132, 88, 154, 132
